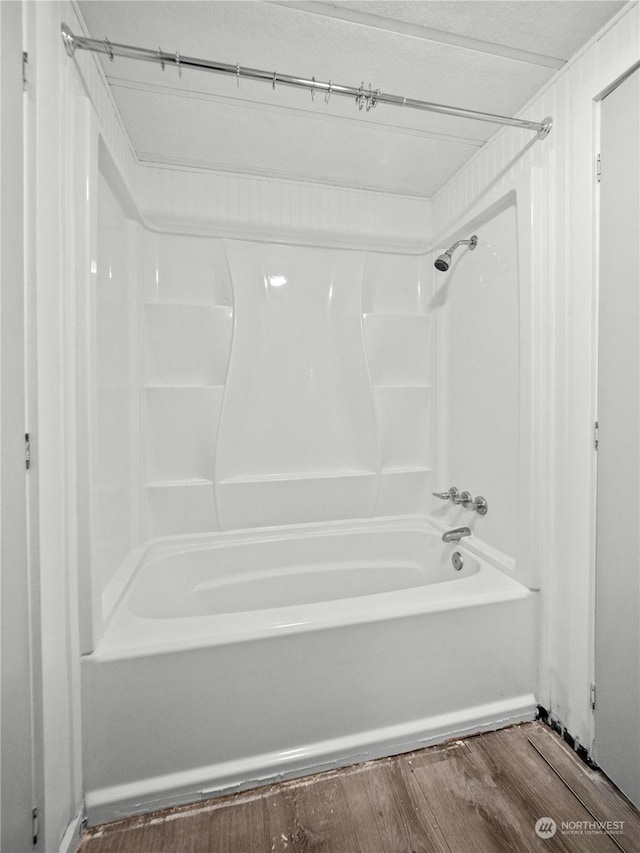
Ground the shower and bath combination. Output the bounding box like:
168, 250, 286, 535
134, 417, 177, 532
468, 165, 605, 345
57, 18, 544, 829
434, 234, 478, 271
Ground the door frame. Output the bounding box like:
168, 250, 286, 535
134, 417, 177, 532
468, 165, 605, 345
0, 1, 36, 850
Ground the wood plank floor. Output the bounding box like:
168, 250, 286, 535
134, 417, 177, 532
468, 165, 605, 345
76, 722, 640, 853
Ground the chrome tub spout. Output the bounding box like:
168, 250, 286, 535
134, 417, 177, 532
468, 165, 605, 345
442, 527, 472, 543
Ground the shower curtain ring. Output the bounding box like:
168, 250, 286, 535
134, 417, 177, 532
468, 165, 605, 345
272, 70, 276, 90
325, 80, 332, 104
356, 82, 365, 110
158, 47, 165, 71
236, 62, 240, 87
311, 77, 315, 101
103, 37, 114, 62
366, 83, 373, 111
175, 51, 181, 78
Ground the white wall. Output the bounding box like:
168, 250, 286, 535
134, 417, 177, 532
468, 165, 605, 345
0, 3, 33, 851
23, 1, 90, 849
138, 165, 432, 252
432, 2, 640, 747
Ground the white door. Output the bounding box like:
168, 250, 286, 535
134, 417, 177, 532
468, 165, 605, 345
594, 67, 640, 808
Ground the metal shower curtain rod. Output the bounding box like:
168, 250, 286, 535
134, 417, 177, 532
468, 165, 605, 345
61, 24, 553, 139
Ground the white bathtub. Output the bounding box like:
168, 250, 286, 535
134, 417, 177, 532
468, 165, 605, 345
82, 517, 537, 823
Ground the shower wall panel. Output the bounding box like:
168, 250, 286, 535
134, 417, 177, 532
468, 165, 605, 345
139, 235, 433, 535
362, 253, 434, 517
92, 174, 141, 602
141, 231, 233, 536
433, 203, 519, 563
216, 242, 378, 528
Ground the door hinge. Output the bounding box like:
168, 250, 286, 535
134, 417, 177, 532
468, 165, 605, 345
590, 683, 596, 711
596, 153, 601, 183
22, 52, 28, 91
594, 420, 599, 451
32, 806, 38, 845
25, 433, 31, 470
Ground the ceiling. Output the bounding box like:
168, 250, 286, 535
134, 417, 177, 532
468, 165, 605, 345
76, 1, 626, 197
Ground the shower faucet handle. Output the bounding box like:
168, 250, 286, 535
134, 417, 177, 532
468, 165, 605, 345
433, 486, 488, 514
432, 487, 460, 502
472, 496, 489, 515
460, 491, 489, 514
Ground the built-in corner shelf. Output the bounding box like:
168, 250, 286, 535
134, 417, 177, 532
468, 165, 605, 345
140, 236, 234, 537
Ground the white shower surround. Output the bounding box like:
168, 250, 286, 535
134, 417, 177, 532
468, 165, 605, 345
82, 517, 536, 824
82, 163, 535, 825
74, 0, 549, 827
92, 167, 445, 637
93, 170, 525, 622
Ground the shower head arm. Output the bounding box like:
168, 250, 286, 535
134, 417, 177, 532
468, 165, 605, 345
447, 235, 478, 254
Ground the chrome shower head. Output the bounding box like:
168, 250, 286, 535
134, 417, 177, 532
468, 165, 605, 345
434, 235, 478, 271
434, 252, 452, 272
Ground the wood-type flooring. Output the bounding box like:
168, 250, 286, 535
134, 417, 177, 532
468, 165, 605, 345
76, 722, 640, 853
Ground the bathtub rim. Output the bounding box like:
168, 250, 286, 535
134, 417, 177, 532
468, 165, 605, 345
93, 514, 533, 661
102, 513, 521, 627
